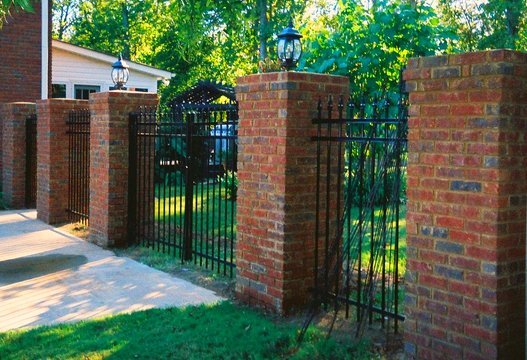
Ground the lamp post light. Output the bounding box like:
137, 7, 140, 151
111, 54, 130, 90
277, 19, 302, 71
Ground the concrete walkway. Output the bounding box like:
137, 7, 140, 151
0, 210, 222, 332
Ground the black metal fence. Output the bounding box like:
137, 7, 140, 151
309, 92, 407, 337
128, 103, 238, 276
25, 114, 37, 208
66, 109, 90, 225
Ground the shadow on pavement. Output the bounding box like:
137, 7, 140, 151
0, 254, 88, 286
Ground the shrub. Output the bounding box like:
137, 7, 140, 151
219, 170, 238, 200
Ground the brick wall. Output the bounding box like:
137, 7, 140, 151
1, 102, 35, 208
0, 1, 43, 103
235, 72, 349, 315
89, 91, 158, 248
36, 99, 87, 224
0, 106, 2, 180
404, 50, 526, 359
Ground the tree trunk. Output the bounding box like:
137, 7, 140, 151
122, 3, 131, 59
258, 0, 267, 62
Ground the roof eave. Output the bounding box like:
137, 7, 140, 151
52, 39, 174, 79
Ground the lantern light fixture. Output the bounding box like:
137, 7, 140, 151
277, 19, 303, 71
111, 54, 130, 90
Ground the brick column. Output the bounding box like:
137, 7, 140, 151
404, 50, 526, 359
36, 99, 88, 223
1, 102, 36, 208
89, 91, 158, 248
235, 72, 349, 315
0, 105, 3, 182
0, 2, 42, 103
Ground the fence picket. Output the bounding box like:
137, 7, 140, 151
66, 109, 90, 225
128, 102, 238, 276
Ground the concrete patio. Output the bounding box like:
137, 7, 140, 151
0, 210, 222, 332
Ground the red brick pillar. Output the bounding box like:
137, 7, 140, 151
0, 3, 42, 103
235, 72, 349, 315
89, 91, 158, 247
404, 50, 527, 359
0, 105, 3, 182
1, 102, 36, 208
36, 99, 88, 223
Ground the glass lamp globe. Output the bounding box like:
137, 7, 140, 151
277, 19, 302, 71
111, 54, 130, 90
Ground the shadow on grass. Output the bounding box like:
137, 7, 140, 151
0, 302, 374, 360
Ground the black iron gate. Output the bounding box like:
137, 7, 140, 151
309, 91, 408, 337
25, 114, 37, 208
128, 103, 238, 276
66, 109, 90, 225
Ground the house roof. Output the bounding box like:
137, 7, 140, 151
52, 39, 174, 80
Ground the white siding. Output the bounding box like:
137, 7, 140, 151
52, 47, 159, 98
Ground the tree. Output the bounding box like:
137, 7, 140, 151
300, 0, 452, 96
53, 0, 304, 101
52, 0, 77, 40
0, 0, 35, 27
437, 0, 527, 52
67, 0, 160, 62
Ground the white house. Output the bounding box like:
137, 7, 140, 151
52, 39, 173, 99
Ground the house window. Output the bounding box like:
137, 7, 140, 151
134, 88, 148, 92
52, 84, 66, 98
74, 85, 100, 100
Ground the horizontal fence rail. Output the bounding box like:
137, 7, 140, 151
308, 93, 408, 338
25, 114, 37, 208
129, 103, 238, 276
66, 109, 90, 225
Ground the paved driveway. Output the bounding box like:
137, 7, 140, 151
0, 210, 222, 332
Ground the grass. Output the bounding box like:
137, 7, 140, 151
114, 245, 236, 298
144, 180, 237, 274
2, 216, 398, 359
343, 205, 407, 278
151, 181, 407, 275
154, 181, 236, 239
0, 302, 377, 360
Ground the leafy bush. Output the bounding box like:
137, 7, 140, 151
219, 170, 238, 201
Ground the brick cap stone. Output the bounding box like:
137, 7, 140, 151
1, 103, 36, 112
90, 91, 159, 100
36, 99, 89, 105
407, 49, 527, 69
237, 71, 349, 86
4, 102, 36, 106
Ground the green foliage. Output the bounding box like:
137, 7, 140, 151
0, 302, 375, 359
300, 0, 453, 96
437, 0, 527, 52
67, 0, 159, 62
53, 0, 307, 102
0, 0, 34, 26
49, 0, 527, 103
218, 170, 238, 200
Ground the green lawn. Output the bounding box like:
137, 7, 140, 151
154, 181, 236, 241
151, 182, 407, 270
0, 302, 375, 360
148, 180, 408, 281
342, 205, 407, 315
344, 205, 407, 278
147, 181, 237, 274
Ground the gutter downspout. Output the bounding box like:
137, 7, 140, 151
41, 0, 49, 99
